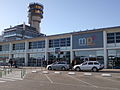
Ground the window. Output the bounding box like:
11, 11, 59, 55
82, 62, 87, 65
13, 43, 25, 50
107, 33, 115, 43
58, 62, 66, 64
49, 37, 71, 48
94, 62, 99, 65
116, 32, 120, 43
88, 62, 93, 65
29, 40, 45, 49
49, 40, 54, 48
0, 45, 2, 51
54, 39, 60, 47
2, 44, 9, 51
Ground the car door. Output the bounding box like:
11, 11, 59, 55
87, 62, 94, 70
80, 62, 88, 70
57, 62, 65, 70
52, 62, 59, 70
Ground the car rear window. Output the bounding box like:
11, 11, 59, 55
88, 62, 93, 65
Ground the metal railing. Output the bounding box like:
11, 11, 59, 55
0, 67, 26, 78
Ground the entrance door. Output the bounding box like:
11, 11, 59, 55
108, 50, 120, 69
116, 50, 120, 69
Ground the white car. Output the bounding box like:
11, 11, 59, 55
73, 61, 104, 72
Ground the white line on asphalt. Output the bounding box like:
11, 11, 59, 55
66, 74, 98, 88
53, 82, 119, 90
44, 74, 53, 83
0, 81, 6, 83
0, 78, 16, 81
66, 75, 119, 90
95, 75, 120, 83
5, 77, 23, 80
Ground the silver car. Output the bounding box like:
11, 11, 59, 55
46, 61, 69, 70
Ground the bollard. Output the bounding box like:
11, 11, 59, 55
21, 69, 23, 78
4, 69, 6, 76
23, 69, 26, 77
10, 68, 12, 73
0, 71, 2, 78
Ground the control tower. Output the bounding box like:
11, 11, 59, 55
28, 3, 43, 33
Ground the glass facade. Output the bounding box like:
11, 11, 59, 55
0, 55, 9, 66
13, 43, 25, 50
28, 53, 45, 66
0, 44, 9, 51
12, 54, 25, 66
74, 50, 104, 64
49, 37, 70, 48
107, 32, 120, 44
48, 51, 70, 64
108, 50, 120, 69
29, 40, 45, 49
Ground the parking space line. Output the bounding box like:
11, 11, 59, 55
0, 81, 6, 83
44, 74, 53, 83
53, 82, 119, 90
66, 74, 98, 88
0, 78, 16, 81
95, 75, 120, 83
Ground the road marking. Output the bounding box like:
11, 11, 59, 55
5, 77, 23, 80
101, 73, 112, 77
0, 78, 16, 81
0, 81, 6, 83
44, 74, 53, 83
53, 82, 118, 90
95, 75, 120, 83
66, 74, 98, 88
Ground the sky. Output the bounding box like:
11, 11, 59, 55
0, 0, 120, 35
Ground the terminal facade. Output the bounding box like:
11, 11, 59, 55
0, 3, 120, 69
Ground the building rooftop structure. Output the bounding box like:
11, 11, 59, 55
2, 24, 45, 42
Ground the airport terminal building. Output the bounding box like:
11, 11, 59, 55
0, 3, 120, 69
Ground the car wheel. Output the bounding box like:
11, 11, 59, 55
75, 67, 81, 71
92, 67, 98, 72
48, 66, 52, 70
61, 67, 66, 71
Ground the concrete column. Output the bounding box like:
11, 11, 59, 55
103, 31, 107, 68
45, 37, 48, 61
70, 35, 73, 63
9, 43, 12, 59
25, 41, 28, 66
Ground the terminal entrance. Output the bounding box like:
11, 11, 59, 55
28, 53, 45, 66
108, 50, 120, 69
48, 51, 70, 64
74, 50, 104, 65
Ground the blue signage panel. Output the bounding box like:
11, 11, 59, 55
72, 31, 103, 49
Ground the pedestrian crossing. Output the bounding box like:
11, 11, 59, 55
0, 77, 23, 83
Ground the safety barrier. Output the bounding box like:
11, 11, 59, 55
0, 68, 13, 78
21, 69, 26, 78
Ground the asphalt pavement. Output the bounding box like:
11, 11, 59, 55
0, 68, 119, 90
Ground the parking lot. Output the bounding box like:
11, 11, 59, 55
0, 69, 120, 90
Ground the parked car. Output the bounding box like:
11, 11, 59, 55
73, 61, 104, 72
46, 61, 70, 70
